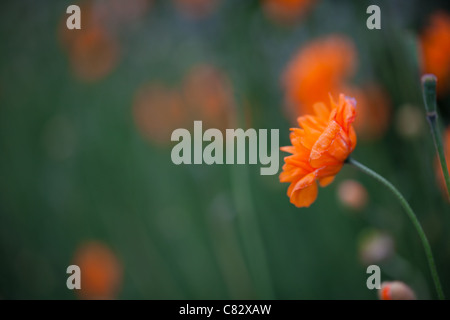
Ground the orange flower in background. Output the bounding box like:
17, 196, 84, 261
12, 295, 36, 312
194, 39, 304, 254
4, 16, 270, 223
282, 36, 391, 141
262, 0, 316, 25
59, 0, 152, 82
59, 2, 119, 82
133, 65, 236, 146
182, 64, 236, 130
67, 26, 119, 82
282, 35, 356, 118
133, 83, 187, 145
346, 85, 391, 141
420, 12, 450, 95
73, 241, 122, 299
280, 94, 357, 207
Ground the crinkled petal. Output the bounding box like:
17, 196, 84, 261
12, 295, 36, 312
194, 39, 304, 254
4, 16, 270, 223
292, 171, 316, 192
289, 181, 318, 208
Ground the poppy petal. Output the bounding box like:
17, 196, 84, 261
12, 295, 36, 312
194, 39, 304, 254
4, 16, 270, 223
290, 182, 319, 208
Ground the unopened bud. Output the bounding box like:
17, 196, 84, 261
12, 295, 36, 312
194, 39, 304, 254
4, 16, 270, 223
379, 281, 417, 300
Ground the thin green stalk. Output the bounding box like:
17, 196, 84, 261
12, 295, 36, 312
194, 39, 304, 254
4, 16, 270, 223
229, 80, 274, 299
422, 74, 450, 200
347, 157, 445, 300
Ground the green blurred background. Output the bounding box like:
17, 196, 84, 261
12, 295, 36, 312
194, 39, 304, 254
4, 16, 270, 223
1, 0, 450, 299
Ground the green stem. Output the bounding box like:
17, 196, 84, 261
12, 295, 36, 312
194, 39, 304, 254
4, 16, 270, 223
347, 157, 445, 300
422, 74, 450, 200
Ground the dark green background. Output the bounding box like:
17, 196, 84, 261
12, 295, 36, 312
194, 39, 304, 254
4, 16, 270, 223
0, 0, 449, 299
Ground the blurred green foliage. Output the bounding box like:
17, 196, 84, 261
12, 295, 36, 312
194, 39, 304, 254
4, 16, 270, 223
0, 0, 449, 299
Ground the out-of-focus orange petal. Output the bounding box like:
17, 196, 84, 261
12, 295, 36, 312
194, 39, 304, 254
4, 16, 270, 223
282, 35, 357, 119
349, 85, 391, 141
59, 2, 121, 82
182, 64, 236, 131
133, 83, 187, 146
74, 241, 122, 300
262, 0, 316, 26
420, 12, 450, 95
313, 102, 331, 120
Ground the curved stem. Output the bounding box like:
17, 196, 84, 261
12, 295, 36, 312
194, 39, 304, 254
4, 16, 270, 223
347, 157, 445, 300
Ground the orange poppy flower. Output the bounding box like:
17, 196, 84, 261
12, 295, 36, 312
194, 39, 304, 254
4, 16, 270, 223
282, 35, 356, 118
420, 12, 450, 95
280, 94, 357, 207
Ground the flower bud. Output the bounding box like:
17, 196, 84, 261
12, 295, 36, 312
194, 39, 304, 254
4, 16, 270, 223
379, 281, 417, 300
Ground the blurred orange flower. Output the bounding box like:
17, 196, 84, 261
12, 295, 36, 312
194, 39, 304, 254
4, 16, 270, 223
282, 35, 356, 118
133, 65, 236, 146
262, 0, 316, 25
74, 241, 122, 299
182, 64, 236, 130
346, 85, 391, 141
420, 12, 450, 95
59, 2, 119, 82
133, 83, 187, 146
280, 94, 357, 207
